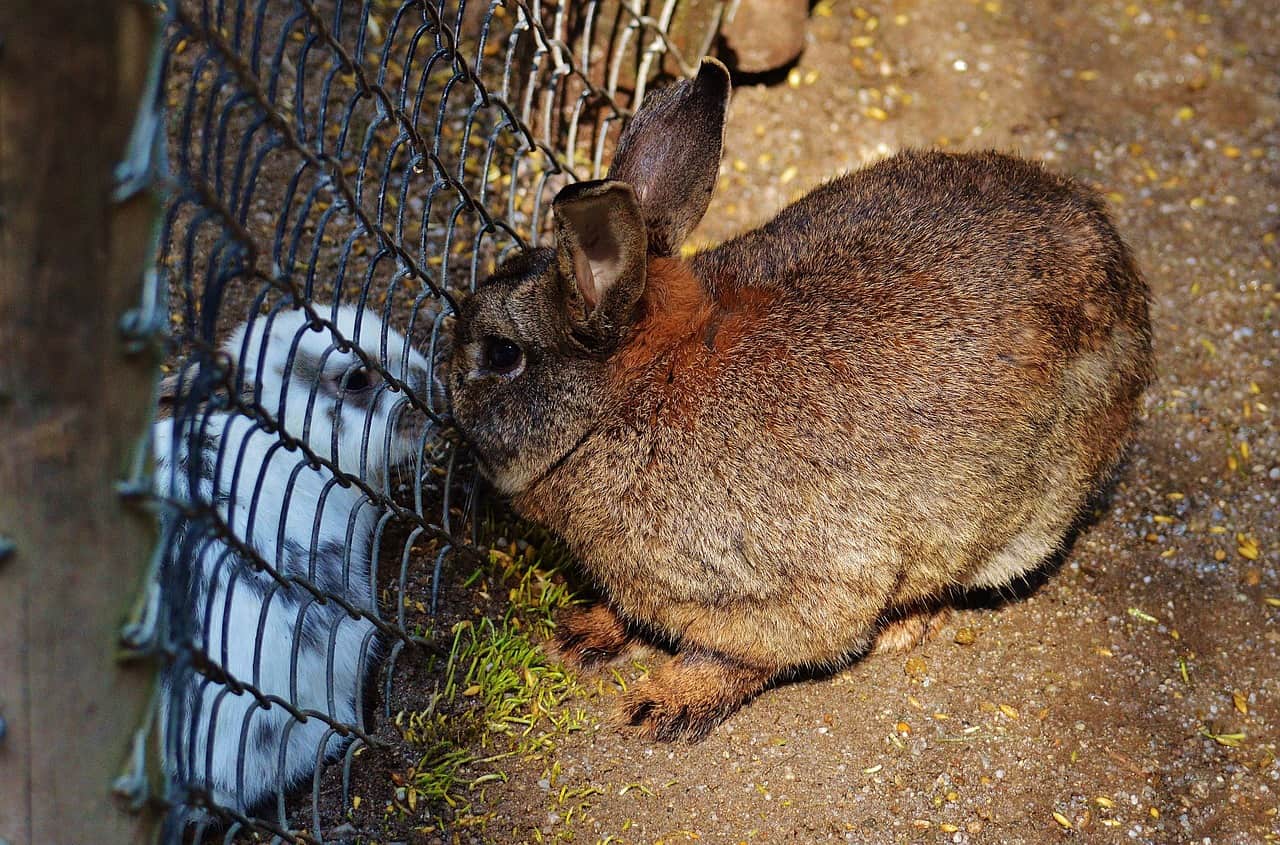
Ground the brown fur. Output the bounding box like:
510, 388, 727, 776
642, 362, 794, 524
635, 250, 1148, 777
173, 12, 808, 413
552, 603, 634, 667
617, 652, 775, 742
445, 59, 1153, 741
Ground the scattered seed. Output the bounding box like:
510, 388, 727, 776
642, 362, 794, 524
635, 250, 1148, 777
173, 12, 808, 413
1094, 796, 1116, 809
1233, 691, 1249, 716
864, 764, 883, 774
1237, 534, 1260, 560
954, 626, 978, 645
999, 703, 1019, 719
1053, 811, 1073, 829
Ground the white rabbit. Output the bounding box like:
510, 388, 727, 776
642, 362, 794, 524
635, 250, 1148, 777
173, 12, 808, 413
152, 304, 433, 825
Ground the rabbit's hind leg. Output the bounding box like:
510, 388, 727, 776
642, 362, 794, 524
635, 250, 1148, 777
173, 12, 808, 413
552, 603, 636, 668
871, 604, 953, 654
617, 652, 776, 742
966, 521, 1067, 591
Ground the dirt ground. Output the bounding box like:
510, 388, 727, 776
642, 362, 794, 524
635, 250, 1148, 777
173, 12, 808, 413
419, 1, 1280, 843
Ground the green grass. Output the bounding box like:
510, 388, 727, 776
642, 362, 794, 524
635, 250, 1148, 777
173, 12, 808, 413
383, 534, 594, 833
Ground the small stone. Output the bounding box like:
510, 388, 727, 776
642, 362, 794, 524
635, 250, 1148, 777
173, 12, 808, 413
904, 656, 928, 678
719, 0, 809, 74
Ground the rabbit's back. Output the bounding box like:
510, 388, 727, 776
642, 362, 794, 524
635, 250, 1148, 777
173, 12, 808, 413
696, 150, 1146, 353
680, 150, 1151, 449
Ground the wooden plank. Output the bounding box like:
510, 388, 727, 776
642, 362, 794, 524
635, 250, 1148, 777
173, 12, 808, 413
0, 0, 160, 841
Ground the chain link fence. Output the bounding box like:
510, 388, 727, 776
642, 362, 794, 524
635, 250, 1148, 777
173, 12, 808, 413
118, 0, 728, 840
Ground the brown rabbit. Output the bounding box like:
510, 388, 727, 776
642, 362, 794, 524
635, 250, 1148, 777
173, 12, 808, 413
444, 59, 1152, 741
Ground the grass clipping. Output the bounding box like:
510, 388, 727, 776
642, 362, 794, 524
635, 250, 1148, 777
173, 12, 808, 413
389, 541, 591, 830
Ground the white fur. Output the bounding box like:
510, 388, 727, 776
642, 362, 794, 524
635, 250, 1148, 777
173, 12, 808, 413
153, 304, 431, 819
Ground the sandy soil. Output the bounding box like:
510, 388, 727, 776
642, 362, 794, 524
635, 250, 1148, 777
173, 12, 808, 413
435, 1, 1280, 843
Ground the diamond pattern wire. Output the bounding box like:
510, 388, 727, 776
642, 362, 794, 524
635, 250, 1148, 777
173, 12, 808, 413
121, 0, 726, 840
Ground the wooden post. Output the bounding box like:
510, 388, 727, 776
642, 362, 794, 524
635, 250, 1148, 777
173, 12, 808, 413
0, 0, 161, 842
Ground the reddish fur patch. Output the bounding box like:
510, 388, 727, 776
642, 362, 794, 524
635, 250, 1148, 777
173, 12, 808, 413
614, 257, 712, 375
608, 258, 716, 429
611, 259, 779, 426
708, 285, 775, 353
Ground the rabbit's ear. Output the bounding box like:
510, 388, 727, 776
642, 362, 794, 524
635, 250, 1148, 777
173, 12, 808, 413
607, 58, 731, 256
554, 179, 648, 341
157, 363, 199, 410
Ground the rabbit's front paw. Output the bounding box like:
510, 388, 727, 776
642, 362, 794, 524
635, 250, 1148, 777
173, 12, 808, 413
618, 654, 774, 742
552, 603, 633, 668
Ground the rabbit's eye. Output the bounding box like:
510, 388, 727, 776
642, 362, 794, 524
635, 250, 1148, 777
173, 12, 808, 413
343, 367, 373, 392
483, 337, 523, 375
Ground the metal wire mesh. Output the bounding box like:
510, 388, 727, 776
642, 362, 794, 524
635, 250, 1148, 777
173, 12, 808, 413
119, 0, 727, 840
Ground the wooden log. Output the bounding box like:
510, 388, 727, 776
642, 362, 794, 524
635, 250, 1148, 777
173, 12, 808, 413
0, 0, 161, 842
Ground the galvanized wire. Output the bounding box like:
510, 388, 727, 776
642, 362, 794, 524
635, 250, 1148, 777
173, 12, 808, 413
122, 0, 726, 840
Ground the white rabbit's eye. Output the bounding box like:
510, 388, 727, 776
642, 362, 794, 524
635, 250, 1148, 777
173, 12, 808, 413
483, 337, 523, 375
343, 367, 373, 392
